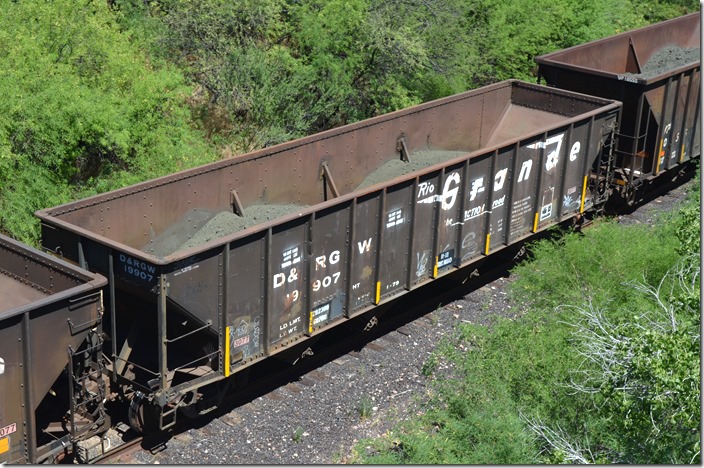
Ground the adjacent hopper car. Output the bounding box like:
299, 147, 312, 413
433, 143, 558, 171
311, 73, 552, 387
0, 234, 107, 464
0, 13, 698, 463
537, 12, 700, 203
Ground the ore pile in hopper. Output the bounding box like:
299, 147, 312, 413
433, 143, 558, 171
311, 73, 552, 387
178, 204, 304, 250
148, 149, 468, 256
625, 46, 700, 79
147, 204, 304, 256
356, 149, 468, 190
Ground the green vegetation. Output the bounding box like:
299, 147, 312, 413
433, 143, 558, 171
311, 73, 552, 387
358, 395, 375, 421
0, 0, 697, 244
0, 0, 216, 244
352, 174, 700, 464
292, 426, 305, 443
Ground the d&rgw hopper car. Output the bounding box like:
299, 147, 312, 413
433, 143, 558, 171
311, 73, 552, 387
35, 80, 621, 433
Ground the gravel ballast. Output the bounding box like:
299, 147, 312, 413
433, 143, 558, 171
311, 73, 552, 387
134, 276, 521, 464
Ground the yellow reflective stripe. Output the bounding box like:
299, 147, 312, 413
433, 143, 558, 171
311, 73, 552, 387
680, 144, 686, 163
224, 326, 231, 377
309, 312, 314, 334
433, 257, 438, 278
533, 212, 540, 232
0, 437, 8, 455
375, 282, 381, 304
485, 234, 491, 255
656, 139, 664, 173
579, 175, 588, 213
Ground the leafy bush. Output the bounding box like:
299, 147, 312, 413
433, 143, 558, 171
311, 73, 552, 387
509, 221, 680, 310
672, 170, 701, 258
148, 0, 478, 148
544, 252, 701, 464
0, 0, 216, 244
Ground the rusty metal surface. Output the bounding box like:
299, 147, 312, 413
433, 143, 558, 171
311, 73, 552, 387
536, 13, 701, 179
536, 13, 699, 80
0, 234, 105, 317
0, 234, 106, 464
0, 241, 87, 315
36, 80, 620, 414
0, 274, 47, 310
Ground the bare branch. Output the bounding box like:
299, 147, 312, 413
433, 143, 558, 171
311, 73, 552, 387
520, 413, 595, 464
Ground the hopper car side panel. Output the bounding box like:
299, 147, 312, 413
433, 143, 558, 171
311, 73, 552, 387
35, 81, 620, 430
226, 107, 618, 362
0, 315, 24, 464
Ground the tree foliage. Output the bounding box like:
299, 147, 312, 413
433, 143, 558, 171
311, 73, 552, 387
0, 0, 215, 243
136, 0, 477, 149
114, 0, 699, 152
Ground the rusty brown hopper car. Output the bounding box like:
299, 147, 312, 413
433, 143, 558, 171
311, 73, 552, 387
536, 13, 701, 202
36, 80, 620, 432
0, 234, 107, 463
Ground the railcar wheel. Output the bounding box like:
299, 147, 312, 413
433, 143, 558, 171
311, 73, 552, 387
127, 391, 160, 434
624, 185, 636, 206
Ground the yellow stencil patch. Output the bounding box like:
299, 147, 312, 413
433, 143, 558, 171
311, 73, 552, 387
0, 437, 9, 455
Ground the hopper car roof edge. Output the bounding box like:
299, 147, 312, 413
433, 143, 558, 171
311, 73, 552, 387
0, 233, 106, 285
535, 57, 700, 85
34, 214, 168, 265
0, 233, 107, 320
0, 280, 103, 321
535, 12, 701, 84
536, 11, 699, 60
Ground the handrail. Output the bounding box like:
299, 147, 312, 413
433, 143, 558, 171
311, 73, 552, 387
164, 320, 213, 344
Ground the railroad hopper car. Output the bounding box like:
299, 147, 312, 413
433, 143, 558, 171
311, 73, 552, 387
35, 80, 620, 432
0, 234, 107, 464
536, 12, 701, 204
